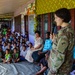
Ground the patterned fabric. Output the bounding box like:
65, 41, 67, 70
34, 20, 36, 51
43, 39, 52, 52
48, 25, 74, 75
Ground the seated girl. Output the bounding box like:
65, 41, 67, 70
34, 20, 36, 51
12, 48, 19, 63
2, 49, 11, 63
25, 42, 34, 62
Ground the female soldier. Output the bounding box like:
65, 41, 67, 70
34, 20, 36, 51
48, 8, 74, 75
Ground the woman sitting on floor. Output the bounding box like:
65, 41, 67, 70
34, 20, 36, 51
31, 31, 43, 62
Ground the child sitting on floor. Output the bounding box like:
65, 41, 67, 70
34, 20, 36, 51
0, 47, 3, 62
2, 49, 11, 63
36, 51, 50, 75
12, 48, 19, 63
19, 45, 27, 61
25, 42, 34, 62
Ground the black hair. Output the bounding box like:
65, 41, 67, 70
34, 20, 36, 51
46, 32, 50, 36
55, 8, 71, 23
6, 49, 10, 52
46, 32, 50, 39
35, 31, 40, 36
23, 45, 26, 48
14, 42, 17, 45
14, 48, 17, 50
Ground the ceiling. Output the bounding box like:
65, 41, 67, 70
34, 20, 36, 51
0, 0, 29, 15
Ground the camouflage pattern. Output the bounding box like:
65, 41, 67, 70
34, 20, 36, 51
48, 25, 74, 75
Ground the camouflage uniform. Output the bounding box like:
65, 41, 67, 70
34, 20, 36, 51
48, 25, 74, 75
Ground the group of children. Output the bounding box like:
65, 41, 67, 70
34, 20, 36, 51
0, 32, 30, 63
0, 31, 75, 75
0, 31, 54, 75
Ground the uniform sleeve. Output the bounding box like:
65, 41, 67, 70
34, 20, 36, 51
57, 35, 68, 53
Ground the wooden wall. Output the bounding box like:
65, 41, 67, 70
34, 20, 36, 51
14, 15, 21, 33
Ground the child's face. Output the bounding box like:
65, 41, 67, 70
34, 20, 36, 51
22, 43, 25, 46
12, 41, 14, 44
8, 43, 11, 46
18, 42, 20, 44
14, 44, 16, 47
23, 47, 26, 51
46, 34, 49, 38
45, 54, 49, 60
7, 46, 10, 49
14, 39, 16, 41
14, 49, 17, 53
20, 36, 22, 39
29, 44, 32, 47
4, 43, 6, 46
25, 38, 27, 41
50, 34, 53, 39
6, 50, 9, 54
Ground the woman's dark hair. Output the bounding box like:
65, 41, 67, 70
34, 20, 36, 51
35, 31, 40, 36
55, 8, 71, 23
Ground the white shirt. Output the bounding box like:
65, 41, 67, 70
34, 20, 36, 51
20, 46, 23, 51
2, 46, 7, 52
26, 41, 30, 45
20, 50, 27, 57
34, 37, 43, 51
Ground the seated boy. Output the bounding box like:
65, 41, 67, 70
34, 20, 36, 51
12, 48, 19, 63
19, 45, 27, 61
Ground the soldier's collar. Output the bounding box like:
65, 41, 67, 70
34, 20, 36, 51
61, 24, 71, 29
58, 24, 71, 32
